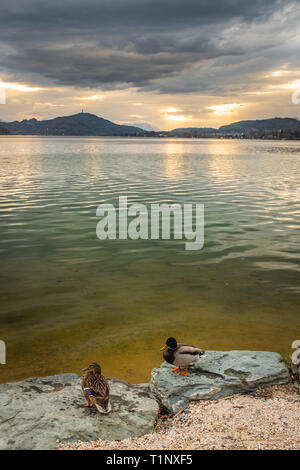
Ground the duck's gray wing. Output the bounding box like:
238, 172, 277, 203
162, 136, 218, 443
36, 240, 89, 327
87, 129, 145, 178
177, 344, 204, 355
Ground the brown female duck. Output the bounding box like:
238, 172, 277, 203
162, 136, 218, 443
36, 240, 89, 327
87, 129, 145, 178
161, 337, 205, 376
82, 362, 111, 414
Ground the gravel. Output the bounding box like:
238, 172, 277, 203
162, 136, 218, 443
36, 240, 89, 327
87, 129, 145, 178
58, 385, 300, 450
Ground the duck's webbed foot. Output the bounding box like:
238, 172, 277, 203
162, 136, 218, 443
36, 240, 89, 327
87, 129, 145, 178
180, 366, 188, 376
172, 366, 181, 373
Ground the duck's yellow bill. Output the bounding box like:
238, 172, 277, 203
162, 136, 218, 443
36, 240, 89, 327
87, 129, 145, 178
160, 345, 167, 351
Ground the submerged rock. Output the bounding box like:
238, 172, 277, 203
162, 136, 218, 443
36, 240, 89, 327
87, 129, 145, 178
0, 374, 158, 450
150, 350, 290, 414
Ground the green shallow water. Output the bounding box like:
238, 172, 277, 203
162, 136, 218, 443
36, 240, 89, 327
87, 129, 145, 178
0, 136, 299, 383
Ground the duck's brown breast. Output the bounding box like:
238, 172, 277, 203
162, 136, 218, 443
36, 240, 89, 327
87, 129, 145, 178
163, 348, 176, 365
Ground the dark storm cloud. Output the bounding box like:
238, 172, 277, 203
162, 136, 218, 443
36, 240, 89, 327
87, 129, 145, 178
0, 0, 282, 31
0, 0, 298, 92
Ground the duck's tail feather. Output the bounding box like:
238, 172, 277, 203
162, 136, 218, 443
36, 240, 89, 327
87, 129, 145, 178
95, 398, 111, 414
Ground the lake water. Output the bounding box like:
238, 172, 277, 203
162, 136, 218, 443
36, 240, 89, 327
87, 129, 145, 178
0, 136, 299, 384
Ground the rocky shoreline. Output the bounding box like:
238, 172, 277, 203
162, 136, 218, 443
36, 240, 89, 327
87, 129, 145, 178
60, 385, 300, 450
150, 350, 289, 413
0, 350, 291, 450
0, 375, 158, 450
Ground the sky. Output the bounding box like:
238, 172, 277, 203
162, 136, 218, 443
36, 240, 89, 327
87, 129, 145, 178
1, 0, 300, 130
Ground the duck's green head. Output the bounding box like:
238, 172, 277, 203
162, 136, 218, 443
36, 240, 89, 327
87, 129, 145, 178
161, 337, 177, 351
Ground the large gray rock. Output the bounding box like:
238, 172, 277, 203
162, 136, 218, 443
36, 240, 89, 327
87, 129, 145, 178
150, 350, 289, 414
0, 374, 158, 450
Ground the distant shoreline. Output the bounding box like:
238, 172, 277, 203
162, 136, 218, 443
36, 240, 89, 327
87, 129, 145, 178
1, 113, 300, 140
1, 134, 300, 141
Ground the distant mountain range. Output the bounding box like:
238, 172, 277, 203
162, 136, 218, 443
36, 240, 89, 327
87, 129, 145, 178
168, 127, 217, 135
218, 117, 300, 134
169, 118, 300, 135
0, 113, 299, 137
0, 113, 144, 136
124, 122, 159, 132
0, 124, 10, 135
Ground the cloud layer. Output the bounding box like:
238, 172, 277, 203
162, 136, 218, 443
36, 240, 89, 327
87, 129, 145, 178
1, 0, 300, 94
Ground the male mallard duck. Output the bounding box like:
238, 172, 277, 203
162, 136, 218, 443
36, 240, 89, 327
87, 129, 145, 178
82, 362, 111, 414
161, 337, 205, 376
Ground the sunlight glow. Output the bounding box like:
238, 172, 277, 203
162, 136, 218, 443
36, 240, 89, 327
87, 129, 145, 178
208, 103, 241, 115
271, 79, 300, 90
245, 91, 272, 95
5, 82, 43, 92
166, 114, 192, 121
162, 107, 182, 113
270, 69, 292, 77
264, 68, 300, 78
81, 94, 103, 100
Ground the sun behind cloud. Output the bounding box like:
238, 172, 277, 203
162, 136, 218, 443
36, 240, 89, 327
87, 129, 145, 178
208, 104, 242, 115
4, 82, 44, 92
166, 114, 192, 122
